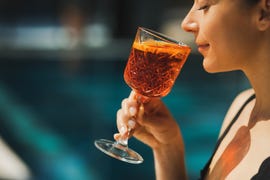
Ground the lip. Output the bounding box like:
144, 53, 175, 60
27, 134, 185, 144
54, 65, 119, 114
198, 44, 209, 51
197, 44, 210, 54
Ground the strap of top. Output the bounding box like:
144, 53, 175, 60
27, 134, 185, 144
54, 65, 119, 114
199, 93, 256, 179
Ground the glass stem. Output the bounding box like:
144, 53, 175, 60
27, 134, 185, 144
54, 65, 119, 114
117, 127, 131, 147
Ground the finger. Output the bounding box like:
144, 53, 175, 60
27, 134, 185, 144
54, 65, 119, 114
122, 98, 138, 117
116, 109, 128, 134
114, 132, 130, 141
116, 109, 137, 137
127, 92, 139, 116
119, 101, 137, 124
128, 89, 151, 104
129, 91, 151, 107
129, 106, 137, 117
127, 118, 136, 129
114, 133, 121, 141
128, 90, 137, 101
114, 123, 135, 141
121, 98, 129, 116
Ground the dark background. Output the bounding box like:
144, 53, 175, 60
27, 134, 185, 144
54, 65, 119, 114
0, 0, 250, 179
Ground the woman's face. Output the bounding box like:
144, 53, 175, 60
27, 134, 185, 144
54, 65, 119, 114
182, 0, 259, 73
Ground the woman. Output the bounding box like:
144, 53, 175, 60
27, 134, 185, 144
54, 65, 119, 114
114, 0, 270, 179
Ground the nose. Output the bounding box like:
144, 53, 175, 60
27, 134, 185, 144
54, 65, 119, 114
181, 9, 198, 34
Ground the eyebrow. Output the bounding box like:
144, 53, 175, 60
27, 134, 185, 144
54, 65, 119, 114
196, 0, 219, 4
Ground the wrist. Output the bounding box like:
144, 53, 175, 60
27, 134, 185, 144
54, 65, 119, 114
153, 135, 187, 180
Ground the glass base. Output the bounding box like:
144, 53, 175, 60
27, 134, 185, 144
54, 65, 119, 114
94, 139, 143, 164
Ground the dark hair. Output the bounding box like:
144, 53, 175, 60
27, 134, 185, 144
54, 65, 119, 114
247, 0, 260, 6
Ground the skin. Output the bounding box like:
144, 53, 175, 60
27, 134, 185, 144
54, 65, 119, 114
115, 0, 270, 179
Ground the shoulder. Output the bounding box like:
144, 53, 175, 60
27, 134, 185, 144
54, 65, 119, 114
218, 88, 255, 137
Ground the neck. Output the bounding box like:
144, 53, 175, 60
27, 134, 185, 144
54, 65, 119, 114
244, 55, 270, 126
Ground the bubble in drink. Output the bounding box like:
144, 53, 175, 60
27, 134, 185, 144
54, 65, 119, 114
124, 40, 191, 98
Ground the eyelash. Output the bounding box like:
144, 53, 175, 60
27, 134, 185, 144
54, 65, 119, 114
197, 5, 210, 11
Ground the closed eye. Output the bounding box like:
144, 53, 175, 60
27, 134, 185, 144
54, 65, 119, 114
197, 5, 210, 10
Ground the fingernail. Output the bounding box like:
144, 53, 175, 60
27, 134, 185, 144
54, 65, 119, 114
129, 106, 137, 116
128, 120, 136, 129
120, 126, 127, 135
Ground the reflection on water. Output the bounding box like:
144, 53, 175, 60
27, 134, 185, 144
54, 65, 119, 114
0, 54, 250, 180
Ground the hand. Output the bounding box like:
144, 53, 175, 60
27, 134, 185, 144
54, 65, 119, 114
114, 91, 182, 150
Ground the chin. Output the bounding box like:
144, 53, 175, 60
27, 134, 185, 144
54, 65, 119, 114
202, 59, 218, 73
202, 57, 229, 74
203, 64, 234, 74
203, 67, 218, 73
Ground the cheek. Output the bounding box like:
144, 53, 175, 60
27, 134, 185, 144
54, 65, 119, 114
201, 20, 230, 72
203, 40, 240, 73
202, 16, 251, 72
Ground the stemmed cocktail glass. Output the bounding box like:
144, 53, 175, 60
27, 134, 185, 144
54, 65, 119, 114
94, 27, 191, 164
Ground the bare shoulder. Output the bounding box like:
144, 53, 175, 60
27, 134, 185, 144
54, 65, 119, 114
218, 88, 255, 137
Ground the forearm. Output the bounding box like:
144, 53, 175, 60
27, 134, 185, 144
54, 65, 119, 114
153, 137, 187, 180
